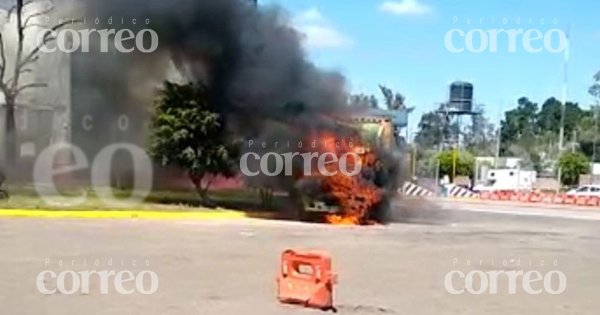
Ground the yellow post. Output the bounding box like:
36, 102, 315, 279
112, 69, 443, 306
452, 148, 458, 183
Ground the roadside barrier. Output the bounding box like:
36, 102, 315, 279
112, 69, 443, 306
477, 191, 600, 208
447, 185, 478, 198
400, 182, 600, 208
277, 249, 337, 311
401, 182, 433, 197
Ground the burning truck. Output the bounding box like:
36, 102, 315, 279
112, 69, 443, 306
285, 110, 401, 225
241, 107, 402, 225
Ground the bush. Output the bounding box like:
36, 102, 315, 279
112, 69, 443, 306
434, 150, 474, 181
558, 152, 589, 186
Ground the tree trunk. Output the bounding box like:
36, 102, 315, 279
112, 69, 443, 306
190, 174, 214, 207
4, 0, 24, 172
259, 188, 273, 210
4, 98, 16, 170
197, 185, 210, 203
190, 175, 203, 198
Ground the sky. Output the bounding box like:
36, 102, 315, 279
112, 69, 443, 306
262, 0, 600, 133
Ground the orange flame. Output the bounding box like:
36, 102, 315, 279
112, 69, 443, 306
325, 214, 360, 225
319, 136, 382, 225
299, 130, 383, 225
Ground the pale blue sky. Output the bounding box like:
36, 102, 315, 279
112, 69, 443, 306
262, 0, 600, 132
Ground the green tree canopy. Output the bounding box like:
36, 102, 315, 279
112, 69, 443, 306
589, 71, 600, 100
536, 97, 583, 136
379, 85, 406, 111
464, 104, 496, 156
558, 152, 589, 186
434, 150, 474, 180
415, 110, 447, 148
349, 94, 378, 109
499, 96, 588, 173
149, 81, 238, 202
500, 97, 539, 148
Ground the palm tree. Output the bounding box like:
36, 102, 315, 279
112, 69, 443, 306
379, 85, 405, 111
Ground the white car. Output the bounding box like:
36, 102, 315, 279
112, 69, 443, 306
566, 185, 600, 197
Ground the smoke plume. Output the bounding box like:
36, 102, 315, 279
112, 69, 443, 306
76, 0, 348, 134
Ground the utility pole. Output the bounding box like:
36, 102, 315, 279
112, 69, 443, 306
592, 105, 599, 184
409, 132, 418, 180
434, 110, 445, 196
452, 115, 462, 182
412, 143, 417, 179
495, 126, 501, 168
557, 28, 570, 191
571, 130, 577, 153
434, 141, 442, 196
452, 146, 457, 182
594, 114, 598, 164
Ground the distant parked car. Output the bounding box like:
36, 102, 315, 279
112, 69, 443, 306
566, 185, 600, 197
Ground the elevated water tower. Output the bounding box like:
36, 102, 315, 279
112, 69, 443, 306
447, 81, 474, 115
438, 81, 479, 147
435, 81, 481, 182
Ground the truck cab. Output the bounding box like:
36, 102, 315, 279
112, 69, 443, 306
301, 114, 397, 218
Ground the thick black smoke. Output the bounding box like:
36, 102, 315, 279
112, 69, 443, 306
62, 0, 356, 194
64, 0, 402, 216
77, 0, 348, 134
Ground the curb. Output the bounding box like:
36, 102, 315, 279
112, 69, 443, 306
0, 209, 253, 220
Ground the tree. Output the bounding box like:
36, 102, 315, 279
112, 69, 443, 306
414, 104, 463, 148
379, 85, 406, 111
589, 71, 600, 101
536, 97, 583, 137
587, 72, 600, 162
0, 0, 73, 169
464, 104, 496, 156
435, 150, 474, 180
414, 109, 446, 148
558, 152, 589, 186
500, 97, 549, 172
149, 81, 238, 203
348, 93, 378, 109
500, 97, 538, 150
576, 108, 599, 160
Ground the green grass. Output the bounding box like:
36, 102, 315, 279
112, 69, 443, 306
0, 186, 285, 212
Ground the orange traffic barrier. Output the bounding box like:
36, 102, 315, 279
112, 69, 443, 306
489, 192, 500, 200
530, 193, 542, 203
576, 196, 589, 206
518, 192, 530, 203
552, 194, 564, 204
276, 249, 337, 311
458, 190, 600, 208
541, 193, 554, 204
587, 196, 599, 207
564, 195, 576, 205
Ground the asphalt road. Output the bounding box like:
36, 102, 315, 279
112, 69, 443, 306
1, 201, 600, 315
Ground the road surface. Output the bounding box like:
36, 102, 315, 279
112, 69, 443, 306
1, 201, 599, 314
